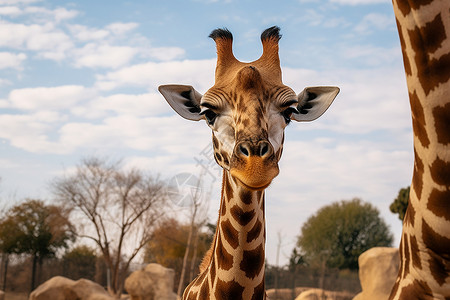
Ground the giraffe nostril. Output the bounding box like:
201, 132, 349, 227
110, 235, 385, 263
259, 142, 269, 157
239, 144, 250, 157
236, 141, 273, 158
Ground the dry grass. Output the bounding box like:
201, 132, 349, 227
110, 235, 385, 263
5, 292, 29, 300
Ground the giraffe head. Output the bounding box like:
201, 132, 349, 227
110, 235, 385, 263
159, 26, 339, 190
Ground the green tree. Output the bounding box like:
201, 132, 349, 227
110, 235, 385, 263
390, 186, 410, 221
295, 198, 393, 272
0, 199, 75, 291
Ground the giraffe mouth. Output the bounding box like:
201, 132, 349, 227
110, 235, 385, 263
230, 156, 279, 190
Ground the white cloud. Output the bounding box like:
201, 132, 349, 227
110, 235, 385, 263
0, 0, 40, 4
7, 85, 94, 110
341, 45, 401, 66
0, 6, 21, 15
0, 52, 26, 69
23, 6, 78, 23
69, 24, 110, 41
73, 43, 139, 69
95, 59, 216, 91
330, 0, 389, 5
354, 13, 394, 34
58, 115, 209, 153
0, 112, 64, 153
0, 21, 73, 60
105, 22, 139, 35
147, 47, 186, 62
0, 78, 12, 86
71, 93, 171, 119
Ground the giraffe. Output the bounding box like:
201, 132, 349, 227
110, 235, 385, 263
159, 26, 339, 299
389, 0, 450, 299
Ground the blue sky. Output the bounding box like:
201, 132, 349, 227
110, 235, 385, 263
0, 0, 412, 266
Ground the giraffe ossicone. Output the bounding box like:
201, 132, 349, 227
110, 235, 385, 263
159, 26, 339, 300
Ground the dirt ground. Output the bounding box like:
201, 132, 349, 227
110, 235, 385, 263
4, 292, 28, 300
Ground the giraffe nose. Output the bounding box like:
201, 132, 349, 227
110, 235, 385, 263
236, 140, 273, 158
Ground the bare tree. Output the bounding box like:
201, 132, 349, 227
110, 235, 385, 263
52, 157, 167, 297
176, 172, 210, 297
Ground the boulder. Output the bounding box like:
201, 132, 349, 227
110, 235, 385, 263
125, 263, 177, 300
353, 247, 399, 300
295, 288, 353, 300
29, 276, 113, 300
266, 287, 311, 300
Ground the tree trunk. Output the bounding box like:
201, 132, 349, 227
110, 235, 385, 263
188, 228, 200, 282
177, 224, 194, 297
31, 254, 38, 292
1, 253, 8, 291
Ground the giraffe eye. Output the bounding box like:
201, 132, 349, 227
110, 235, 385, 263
200, 109, 218, 125
281, 107, 299, 124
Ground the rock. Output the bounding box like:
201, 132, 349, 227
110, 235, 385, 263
266, 287, 311, 300
353, 247, 399, 300
125, 263, 177, 300
296, 288, 353, 300
29, 276, 75, 300
29, 276, 113, 300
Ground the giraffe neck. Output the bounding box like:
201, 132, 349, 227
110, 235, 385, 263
390, 0, 450, 298
183, 170, 266, 300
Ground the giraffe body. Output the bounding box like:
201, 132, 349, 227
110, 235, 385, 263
390, 0, 450, 298
159, 27, 339, 300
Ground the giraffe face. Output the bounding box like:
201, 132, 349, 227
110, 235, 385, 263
159, 26, 339, 190
200, 65, 297, 189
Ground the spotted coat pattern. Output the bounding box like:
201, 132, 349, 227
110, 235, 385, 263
389, 0, 450, 299
159, 26, 339, 300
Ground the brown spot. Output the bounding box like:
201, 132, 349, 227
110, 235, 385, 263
398, 280, 432, 299
221, 151, 229, 165
412, 149, 424, 199
185, 289, 197, 299
395, 0, 411, 17
408, 13, 450, 95
433, 103, 450, 145
422, 219, 450, 257
239, 189, 252, 205
410, 235, 422, 270
230, 205, 255, 226
247, 220, 262, 243
403, 233, 410, 276
199, 277, 210, 299
395, 19, 411, 76
240, 244, 264, 279
430, 156, 450, 186
225, 179, 233, 200
221, 219, 239, 249
215, 152, 223, 163
410, 91, 430, 148
416, 12, 445, 53
251, 280, 265, 300
428, 188, 450, 221
214, 278, 244, 300
428, 250, 449, 286
404, 201, 416, 227
216, 236, 233, 271
213, 135, 219, 148
210, 258, 216, 286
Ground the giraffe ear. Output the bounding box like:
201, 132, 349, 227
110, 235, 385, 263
292, 86, 340, 122
158, 84, 204, 121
